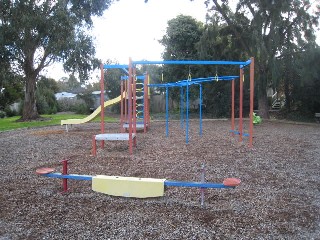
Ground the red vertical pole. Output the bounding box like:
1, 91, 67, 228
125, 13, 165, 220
62, 159, 68, 192
100, 64, 105, 148
239, 67, 244, 142
133, 67, 137, 134
124, 78, 128, 124
249, 57, 255, 148
128, 58, 133, 154
120, 80, 124, 132
147, 75, 150, 127
231, 79, 235, 136
92, 135, 97, 156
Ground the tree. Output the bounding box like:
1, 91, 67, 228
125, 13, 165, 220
0, 43, 24, 113
291, 46, 320, 116
196, 16, 250, 117
160, 15, 204, 101
206, 0, 320, 118
0, 0, 113, 121
0, 74, 24, 113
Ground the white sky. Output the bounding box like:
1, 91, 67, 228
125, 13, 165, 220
44, 0, 320, 81
92, 0, 207, 63
45, 0, 208, 81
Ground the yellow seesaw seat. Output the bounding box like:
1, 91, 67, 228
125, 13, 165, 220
92, 175, 166, 198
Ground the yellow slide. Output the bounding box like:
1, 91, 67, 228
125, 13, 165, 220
61, 94, 122, 126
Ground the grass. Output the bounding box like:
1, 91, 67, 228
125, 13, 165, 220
0, 113, 118, 132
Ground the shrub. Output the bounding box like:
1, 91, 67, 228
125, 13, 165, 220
4, 106, 18, 117
36, 87, 58, 114
57, 98, 90, 114
0, 111, 6, 118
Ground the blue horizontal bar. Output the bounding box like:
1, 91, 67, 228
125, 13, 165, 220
103, 64, 128, 69
148, 76, 239, 88
133, 60, 250, 66
164, 180, 234, 189
121, 75, 145, 80
44, 173, 93, 181
229, 130, 250, 137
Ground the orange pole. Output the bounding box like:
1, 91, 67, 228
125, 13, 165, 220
125, 77, 128, 124
100, 64, 105, 148
128, 58, 133, 154
231, 79, 235, 136
249, 57, 255, 148
120, 80, 124, 132
133, 67, 137, 134
239, 68, 244, 142
100, 64, 105, 134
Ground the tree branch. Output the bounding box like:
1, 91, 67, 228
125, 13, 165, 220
211, 0, 253, 56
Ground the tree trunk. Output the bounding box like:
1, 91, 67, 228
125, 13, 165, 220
21, 74, 39, 121
258, 67, 270, 119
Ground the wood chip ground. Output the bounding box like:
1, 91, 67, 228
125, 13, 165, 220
0, 119, 319, 239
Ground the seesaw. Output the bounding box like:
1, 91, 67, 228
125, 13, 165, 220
36, 160, 240, 205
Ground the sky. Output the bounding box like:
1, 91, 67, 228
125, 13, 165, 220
44, 0, 320, 82
45, 0, 208, 81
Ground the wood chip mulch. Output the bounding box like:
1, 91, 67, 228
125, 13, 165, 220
0, 119, 319, 239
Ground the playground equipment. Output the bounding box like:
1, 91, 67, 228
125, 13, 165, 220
93, 60, 150, 155
60, 94, 123, 132
253, 112, 262, 124
132, 58, 255, 147
36, 160, 241, 205
120, 74, 150, 133
149, 76, 240, 143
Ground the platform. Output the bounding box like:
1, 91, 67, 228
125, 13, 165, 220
95, 133, 136, 141
122, 123, 145, 129
92, 133, 137, 156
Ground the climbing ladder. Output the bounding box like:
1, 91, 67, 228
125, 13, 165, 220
120, 73, 150, 133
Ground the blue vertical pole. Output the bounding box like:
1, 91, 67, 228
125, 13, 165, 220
200, 84, 203, 136
186, 83, 189, 144
180, 87, 184, 129
166, 87, 169, 137
199, 84, 202, 136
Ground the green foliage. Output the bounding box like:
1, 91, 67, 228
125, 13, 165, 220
0, 111, 5, 118
56, 74, 82, 93
35, 77, 59, 114
290, 46, 320, 115
104, 68, 122, 100
57, 98, 84, 113
4, 106, 17, 117
160, 15, 204, 102
0, 0, 113, 120
76, 93, 94, 114
0, 73, 24, 111
207, 0, 320, 118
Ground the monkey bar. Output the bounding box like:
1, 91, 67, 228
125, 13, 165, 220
140, 57, 254, 147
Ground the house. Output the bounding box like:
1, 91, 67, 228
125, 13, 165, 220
91, 91, 109, 109
55, 92, 77, 100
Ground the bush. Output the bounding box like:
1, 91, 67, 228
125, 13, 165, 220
0, 111, 6, 118
4, 106, 18, 117
74, 102, 89, 114
57, 98, 90, 114
36, 87, 58, 114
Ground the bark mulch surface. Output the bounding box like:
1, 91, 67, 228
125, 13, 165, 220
0, 120, 319, 239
